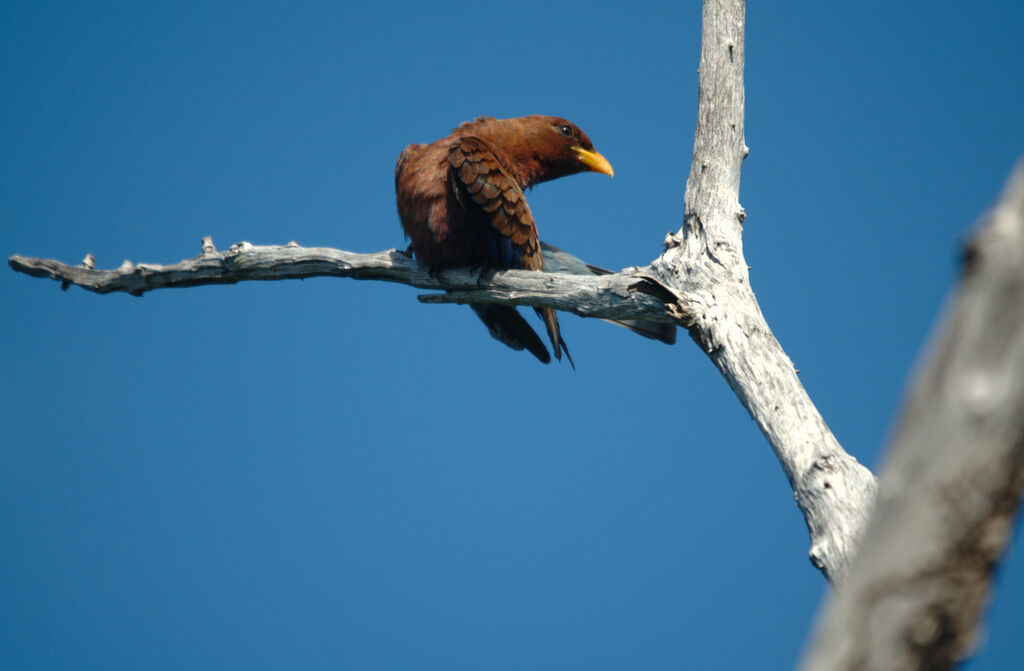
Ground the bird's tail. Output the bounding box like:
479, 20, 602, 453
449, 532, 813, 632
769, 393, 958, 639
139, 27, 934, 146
536, 307, 574, 370
603, 317, 677, 345
471, 304, 551, 364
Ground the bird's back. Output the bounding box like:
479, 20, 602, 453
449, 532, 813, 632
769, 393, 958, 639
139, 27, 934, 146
395, 139, 490, 269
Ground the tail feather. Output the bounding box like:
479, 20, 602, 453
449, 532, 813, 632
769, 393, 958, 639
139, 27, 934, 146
606, 317, 677, 345
535, 307, 575, 370
539, 307, 563, 362
471, 304, 551, 364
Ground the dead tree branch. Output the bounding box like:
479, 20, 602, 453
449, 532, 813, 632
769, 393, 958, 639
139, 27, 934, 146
8, 237, 676, 324
649, 0, 877, 584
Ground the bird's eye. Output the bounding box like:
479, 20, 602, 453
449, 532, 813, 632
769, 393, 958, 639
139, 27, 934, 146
556, 124, 575, 138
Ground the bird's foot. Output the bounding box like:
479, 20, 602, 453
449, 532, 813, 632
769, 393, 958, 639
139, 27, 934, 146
473, 266, 497, 287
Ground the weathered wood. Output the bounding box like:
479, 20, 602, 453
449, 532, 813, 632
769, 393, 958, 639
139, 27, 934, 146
651, 0, 877, 585
8, 238, 675, 323
800, 161, 1024, 671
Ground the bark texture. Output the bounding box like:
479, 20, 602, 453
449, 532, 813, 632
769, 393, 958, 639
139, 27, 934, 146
800, 161, 1024, 671
8, 238, 673, 323
650, 0, 877, 584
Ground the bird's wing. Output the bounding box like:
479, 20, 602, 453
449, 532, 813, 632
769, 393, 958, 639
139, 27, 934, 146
448, 136, 568, 364
447, 136, 542, 271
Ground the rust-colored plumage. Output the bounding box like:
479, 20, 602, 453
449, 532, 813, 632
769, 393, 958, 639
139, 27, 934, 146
395, 115, 613, 364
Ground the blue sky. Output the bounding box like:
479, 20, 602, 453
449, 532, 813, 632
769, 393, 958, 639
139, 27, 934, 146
3, 1, 1023, 669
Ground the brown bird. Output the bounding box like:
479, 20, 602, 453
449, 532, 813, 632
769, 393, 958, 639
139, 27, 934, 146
395, 115, 614, 364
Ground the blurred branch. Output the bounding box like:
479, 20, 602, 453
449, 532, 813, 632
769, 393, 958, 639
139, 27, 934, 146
800, 160, 1024, 671
8, 237, 676, 324
650, 0, 878, 585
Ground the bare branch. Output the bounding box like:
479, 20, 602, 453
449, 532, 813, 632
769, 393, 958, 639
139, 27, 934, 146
800, 160, 1024, 671
651, 0, 877, 585
8, 237, 677, 324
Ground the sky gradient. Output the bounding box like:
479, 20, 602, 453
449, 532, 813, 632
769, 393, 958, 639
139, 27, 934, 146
3, 2, 1024, 669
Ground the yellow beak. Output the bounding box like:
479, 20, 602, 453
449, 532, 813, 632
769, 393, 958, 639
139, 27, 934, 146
574, 147, 614, 177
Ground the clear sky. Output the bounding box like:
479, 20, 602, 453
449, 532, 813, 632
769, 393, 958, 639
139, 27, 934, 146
3, 1, 1023, 669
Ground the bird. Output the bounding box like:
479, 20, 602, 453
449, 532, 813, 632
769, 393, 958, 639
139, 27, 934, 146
395, 115, 614, 365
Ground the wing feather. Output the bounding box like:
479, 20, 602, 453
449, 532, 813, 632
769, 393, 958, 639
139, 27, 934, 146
448, 136, 567, 363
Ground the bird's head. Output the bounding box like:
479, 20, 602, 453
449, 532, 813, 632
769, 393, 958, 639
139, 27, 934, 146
466, 115, 614, 187
544, 117, 615, 180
